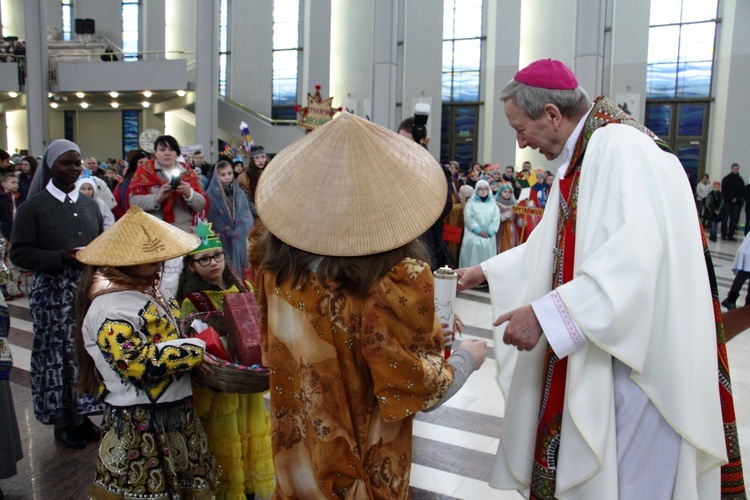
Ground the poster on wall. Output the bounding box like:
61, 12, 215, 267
614, 93, 640, 122
294, 85, 342, 133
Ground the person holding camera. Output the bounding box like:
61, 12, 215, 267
398, 106, 455, 269
127, 135, 207, 233
127, 135, 208, 297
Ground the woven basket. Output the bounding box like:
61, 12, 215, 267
182, 311, 269, 394
198, 353, 269, 394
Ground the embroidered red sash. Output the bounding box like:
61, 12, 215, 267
529, 166, 578, 500
528, 96, 745, 499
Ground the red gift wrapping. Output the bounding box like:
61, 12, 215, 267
195, 326, 231, 361
223, 293, 262, 366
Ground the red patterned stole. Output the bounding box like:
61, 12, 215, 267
529, 162, 579, 500
529, 96, 745, 499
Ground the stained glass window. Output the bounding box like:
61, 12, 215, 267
646, 104, 671, 137
442, 0, 482, 102
678, 104, 705, 136
62, 0, 73, 41
273, 0, 299, 112
122, 1, 139, 62
646, 0, 718, 98
122, 110, 140, 158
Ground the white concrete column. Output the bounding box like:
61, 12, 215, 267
142, 0, 166, 53
401, 0, 442, 155
606, 0, 650, 121
371, 0, 398, 129
707, 0, 750, 181
23, 0, 49, 153
329, 0, 374, 118
230, 0, 273, 115
301, 0, 331, 102
572, 0, 606, 96
194, 0, 219, 162
482, 0, 522, 167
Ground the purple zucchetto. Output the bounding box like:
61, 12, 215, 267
514, 59, 579, 90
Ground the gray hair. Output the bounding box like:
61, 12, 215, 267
500, 79, 591, 120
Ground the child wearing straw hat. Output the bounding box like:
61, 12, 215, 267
252, 112, 487, 499
74, 206, 219, 499
177, 220, 274, 499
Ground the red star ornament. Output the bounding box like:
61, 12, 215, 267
294, 85, 342, 133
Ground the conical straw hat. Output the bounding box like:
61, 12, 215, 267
77, 206, 200, 266
256, 112, 447, 256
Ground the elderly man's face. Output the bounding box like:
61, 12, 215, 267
504, 100, 566, 161
85, 157, 98, 171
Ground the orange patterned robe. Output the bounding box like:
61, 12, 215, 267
255, 258, 455, 499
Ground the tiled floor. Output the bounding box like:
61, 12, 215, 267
2, 236, 750, 499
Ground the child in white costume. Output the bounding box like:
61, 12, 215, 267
75, 206, 219, 499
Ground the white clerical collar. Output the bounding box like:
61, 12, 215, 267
46, 179, 80, 203
555, 103, 594, 179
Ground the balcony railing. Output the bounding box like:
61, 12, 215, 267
48, 46, 195, 86
219, 95, 297, 126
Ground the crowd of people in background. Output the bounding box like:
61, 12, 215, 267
0, 125, 744, 497
445, 159, 555, 272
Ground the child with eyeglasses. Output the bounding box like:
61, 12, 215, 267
177, 220, 274, 499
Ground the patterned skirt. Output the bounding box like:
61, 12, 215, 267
29, 268, 105, 424
90, 397, 219, 499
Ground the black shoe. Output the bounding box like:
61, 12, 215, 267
54, 426, 87, 449
729, 236, 736, 241
722, 236, 728, 241
722, 298, 737, 311
709, 236, 717, 242
76, 417, 101, 442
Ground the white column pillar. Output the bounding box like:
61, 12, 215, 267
23, 0, 49, 153
402, 0, 442, 155
142, 0, 166, 53
371, 0, 398, 129
707, 0, 750, 181
301, 0, 331, 100
230, 0, 273, 115
482, 0, 522, 167
194, 0, 219, 162
606, 0, 650, 122
572, 0, 607, 96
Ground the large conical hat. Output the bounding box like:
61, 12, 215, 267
77, 206, 200, 266
256, 112, 447, 256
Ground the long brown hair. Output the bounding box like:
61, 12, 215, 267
176, 253, 247, 303
252, 225, 430, 298
75, 266, 101, 396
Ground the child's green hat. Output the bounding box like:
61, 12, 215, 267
190, 220, 223, 255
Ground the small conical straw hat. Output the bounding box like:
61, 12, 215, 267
256, 112, 447, 256
77, 206, 200, 266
